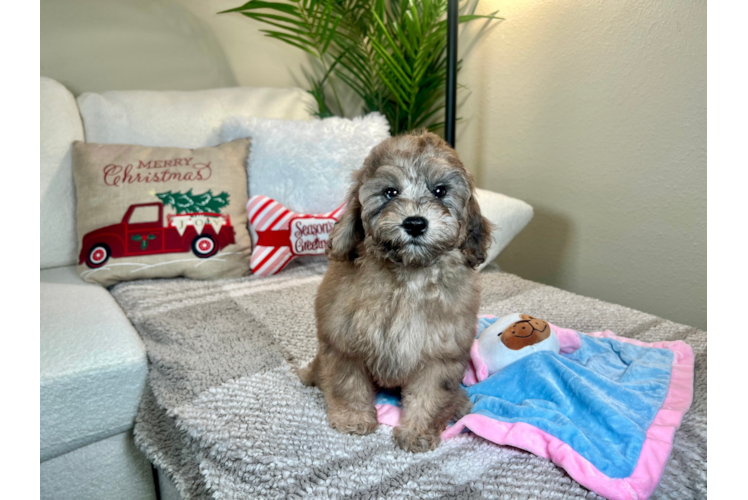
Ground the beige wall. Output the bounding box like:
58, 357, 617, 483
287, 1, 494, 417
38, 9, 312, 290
41, 0, 312, 94
457, 0, 706, 330
41, 0, 706, 330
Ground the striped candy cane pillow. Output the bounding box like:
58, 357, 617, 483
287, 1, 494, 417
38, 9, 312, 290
247, 195, 345, 276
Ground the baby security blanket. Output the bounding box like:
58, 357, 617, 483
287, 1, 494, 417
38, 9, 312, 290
375, 315, 695, 500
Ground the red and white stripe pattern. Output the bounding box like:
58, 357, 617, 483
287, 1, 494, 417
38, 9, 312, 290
247, 195, 346, 276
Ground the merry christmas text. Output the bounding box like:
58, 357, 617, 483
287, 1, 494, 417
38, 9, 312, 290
103, 158, 212, 187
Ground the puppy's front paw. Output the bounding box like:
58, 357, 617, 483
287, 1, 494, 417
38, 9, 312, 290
451, 392, 473, 422
328, 409, 379, 435
393, 426, 441, 453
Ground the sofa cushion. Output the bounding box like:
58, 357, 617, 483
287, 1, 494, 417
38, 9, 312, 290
40, 266, 148, 461
41, 77, 85, 269
77, 86, 317, 149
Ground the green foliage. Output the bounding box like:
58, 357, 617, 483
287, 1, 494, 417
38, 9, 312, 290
220, 0, 501, 135
156, 190, 230, 214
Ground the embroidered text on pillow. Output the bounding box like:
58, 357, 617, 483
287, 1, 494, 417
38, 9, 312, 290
248, 195, 345, 276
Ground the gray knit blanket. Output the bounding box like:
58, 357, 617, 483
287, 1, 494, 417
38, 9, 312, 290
110, 260, 706, 499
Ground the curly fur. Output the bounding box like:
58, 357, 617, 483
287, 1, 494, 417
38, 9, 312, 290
299, 130, 492, 452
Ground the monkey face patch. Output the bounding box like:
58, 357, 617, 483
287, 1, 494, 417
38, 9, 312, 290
474, 312, 562, 376
501, 315, 551, 350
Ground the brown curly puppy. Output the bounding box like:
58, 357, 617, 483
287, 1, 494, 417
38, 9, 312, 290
299, 130, 492, 453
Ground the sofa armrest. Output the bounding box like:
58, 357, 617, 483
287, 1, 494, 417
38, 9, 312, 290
41, 266, 148, 461
474, 188, 534, 270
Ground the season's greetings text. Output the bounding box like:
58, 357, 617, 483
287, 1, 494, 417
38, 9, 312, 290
103, 157, 212, 187
291, 218, 336, 255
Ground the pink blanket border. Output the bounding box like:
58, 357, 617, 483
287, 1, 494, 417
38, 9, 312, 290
377, 328, 695, 500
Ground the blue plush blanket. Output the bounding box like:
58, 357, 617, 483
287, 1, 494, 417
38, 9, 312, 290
468, 333, 672, 477
375, 316, 694, 500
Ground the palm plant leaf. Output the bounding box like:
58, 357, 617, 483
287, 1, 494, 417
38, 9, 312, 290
222, 0, 502, 132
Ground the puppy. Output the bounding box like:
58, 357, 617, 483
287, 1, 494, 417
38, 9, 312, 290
299, 130, 492, 453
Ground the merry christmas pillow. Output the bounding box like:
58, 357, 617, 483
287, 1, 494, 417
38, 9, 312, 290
72, 138, 253, 286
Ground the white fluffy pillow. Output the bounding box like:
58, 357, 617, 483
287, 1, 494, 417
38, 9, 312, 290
222, 113, 390, 214
474, 188, 533, 270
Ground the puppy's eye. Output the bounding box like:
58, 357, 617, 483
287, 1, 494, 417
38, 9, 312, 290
433, 186, 447, 199
384, 188, 399, 200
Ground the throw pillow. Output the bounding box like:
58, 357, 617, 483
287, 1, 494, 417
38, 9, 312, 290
221, 113, 390, 214
72, 138, 252, 286
247, 195, 345, 276
473, 188, 534, 270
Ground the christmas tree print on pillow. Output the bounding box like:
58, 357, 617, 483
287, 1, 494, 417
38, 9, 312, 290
156, 189, 230, 214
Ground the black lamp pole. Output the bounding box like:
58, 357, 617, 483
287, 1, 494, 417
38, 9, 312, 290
445, 0, 458, 149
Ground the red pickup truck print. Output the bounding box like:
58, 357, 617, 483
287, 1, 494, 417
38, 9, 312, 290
79, 202, 235, 268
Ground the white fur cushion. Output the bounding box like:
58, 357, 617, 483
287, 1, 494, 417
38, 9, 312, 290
41, 77, 85, 269
222, 113, 391, 214
77, 87, 316, 149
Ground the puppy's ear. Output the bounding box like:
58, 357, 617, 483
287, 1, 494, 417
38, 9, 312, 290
461, 193, 493, 269
326, 180, 365, 262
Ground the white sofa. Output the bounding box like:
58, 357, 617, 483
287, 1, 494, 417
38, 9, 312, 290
39, 77, 324, 499
40, 77, 533, 499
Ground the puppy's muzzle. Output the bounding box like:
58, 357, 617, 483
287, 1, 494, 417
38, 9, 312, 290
402, 217, 428, 237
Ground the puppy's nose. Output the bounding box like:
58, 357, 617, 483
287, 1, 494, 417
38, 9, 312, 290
402, 217, 428, 237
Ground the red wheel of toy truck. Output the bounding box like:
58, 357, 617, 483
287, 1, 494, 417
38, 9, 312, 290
86, 244, 110, 268
192, 235, 218, 258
